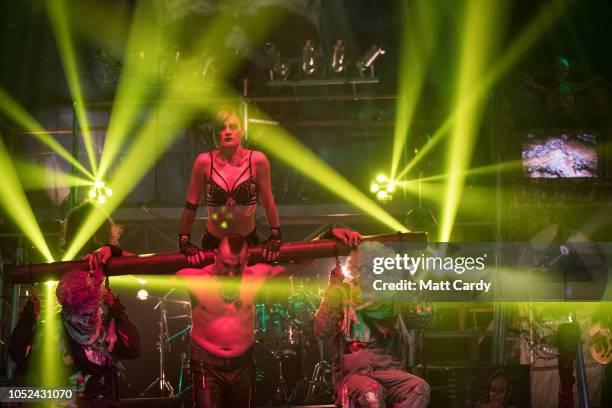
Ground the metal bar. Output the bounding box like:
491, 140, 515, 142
247, 95, 398, 103
267, 78, 380, 87
5, 233, 427, 283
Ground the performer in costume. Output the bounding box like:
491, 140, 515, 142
8, 202, 141, 407
314, 241, 432, 408
177, 228, 361, 408
179, 106, 281, 263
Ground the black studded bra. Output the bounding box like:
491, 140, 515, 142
205, 151, 259, 207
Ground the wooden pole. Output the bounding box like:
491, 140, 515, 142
5, 232, 426, 284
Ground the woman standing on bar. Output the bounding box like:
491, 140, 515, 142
178, 106, 281, 263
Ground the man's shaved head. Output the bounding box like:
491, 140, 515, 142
220, 234, 248, 256
215, 234, 248, 276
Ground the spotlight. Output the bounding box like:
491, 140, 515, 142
88, 181, 112, 205
330, 38, 347, 75
356, 44, 385, 77
376, 190, 391, 202
264, 42, 290, 80
376, 174, 389, 183
301, 39, 318, 77
371, 174, 395, 202
137, 289, 149, 301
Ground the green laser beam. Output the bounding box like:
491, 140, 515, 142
0, 134, 54, 262
247, 108, 407, 233
14, 158, 92, 190
395, 160, 522, 185
97, 0, 166, 180
395, 0, 571, 182
391, 0, 441, 180
0, 87, 94, 180
440, 0, 508, 242
45, 0, 98, 177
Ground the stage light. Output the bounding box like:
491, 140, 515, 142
356, 44, 385, 77
330, 38, 347, 75
376, 174, 389, 183
137, 289, 149, 301
87, 180, 112, 205
370, 174, 396, 202
301, 39, 318, 77
376, 190, 391, 202
264, 42, 290, 80
137, 278, 147, 285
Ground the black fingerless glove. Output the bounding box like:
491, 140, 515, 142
104, 244, 123, 257
179, 234, 200, 256
264, 227, 282, 254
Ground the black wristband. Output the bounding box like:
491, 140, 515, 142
105, 244, 123, 257
179, 233, 191, 247
269, 227, 282, 240
185, 201, 198, 211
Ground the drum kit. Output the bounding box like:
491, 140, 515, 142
138, 279, 334, 405
253, 279, 334, 405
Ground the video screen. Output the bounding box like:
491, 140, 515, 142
522, 130, 598, 178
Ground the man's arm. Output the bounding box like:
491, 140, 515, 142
314, 265, 344, 338
106, 291, 141, 359
8, 298, 40, 367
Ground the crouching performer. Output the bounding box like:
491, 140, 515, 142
8, 202, 141, 407
314, 241, 432, 408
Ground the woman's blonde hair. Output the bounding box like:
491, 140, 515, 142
212, 105, 243, 147
61, 202, 122, 252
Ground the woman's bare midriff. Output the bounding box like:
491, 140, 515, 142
206, 205, 256, 238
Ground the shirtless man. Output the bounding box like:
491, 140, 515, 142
177, 229, 361, 408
